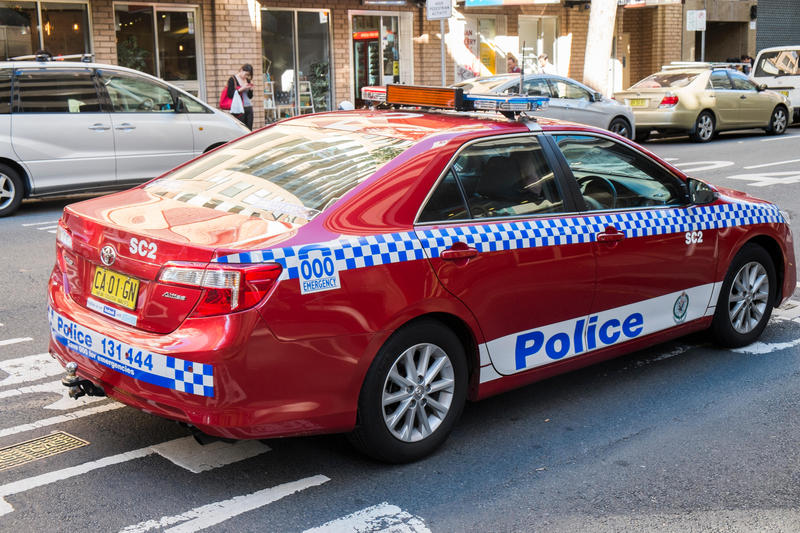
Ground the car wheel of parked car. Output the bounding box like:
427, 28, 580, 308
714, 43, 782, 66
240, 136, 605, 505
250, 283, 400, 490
690, 111, 715, 143
608, 117, 633, 139
0, 164, 24, 217
348, 319, 468, 463
765, 106, 788, 136
711, 243, 775, 347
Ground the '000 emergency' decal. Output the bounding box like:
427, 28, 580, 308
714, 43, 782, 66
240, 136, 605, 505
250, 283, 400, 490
485, 283, 718, 376
48, 307, 214, 397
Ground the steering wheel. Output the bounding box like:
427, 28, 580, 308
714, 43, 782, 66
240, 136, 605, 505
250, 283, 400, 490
577, 175, 617, 210
138, 97, 155, 111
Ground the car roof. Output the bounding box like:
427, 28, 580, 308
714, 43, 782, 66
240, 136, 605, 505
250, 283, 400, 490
0, 60, 179, 85
279, 109, 609, 143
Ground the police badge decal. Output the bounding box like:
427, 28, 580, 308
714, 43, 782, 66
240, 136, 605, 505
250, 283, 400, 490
673, 292, 689, 323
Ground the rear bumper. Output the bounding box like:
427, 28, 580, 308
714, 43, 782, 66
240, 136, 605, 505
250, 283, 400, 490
48, 267, 373, 440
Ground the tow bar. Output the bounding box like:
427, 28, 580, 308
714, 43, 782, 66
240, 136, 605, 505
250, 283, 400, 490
61, 362, 106, 399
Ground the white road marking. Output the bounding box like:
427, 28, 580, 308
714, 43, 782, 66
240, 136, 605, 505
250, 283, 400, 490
0, 380, 105, 409
119, 475, 330, 533
21, 220, 60, 227
732, 337, 800, 355
0, 436, 273, 517
743, 158, 800, 170
663, 157, 679, 162
36, 225, 58, 231
0, 337, 32, 347
149, 436, 270, 474
0, 402, 125, 438
674, 161, 734, 173
724, 171, 800, 187
762, 134, 800, 142
304, 503, 432, 533
0, 353, 63, 388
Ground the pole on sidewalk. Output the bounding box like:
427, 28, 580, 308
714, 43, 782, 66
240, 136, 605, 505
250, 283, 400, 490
441, 19, 446, 85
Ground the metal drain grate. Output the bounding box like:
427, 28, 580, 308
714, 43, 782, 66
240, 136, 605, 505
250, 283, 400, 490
0, 431, 89, 471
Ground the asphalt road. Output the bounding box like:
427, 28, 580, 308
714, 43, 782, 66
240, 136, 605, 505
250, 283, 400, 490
1, 126, 800, 532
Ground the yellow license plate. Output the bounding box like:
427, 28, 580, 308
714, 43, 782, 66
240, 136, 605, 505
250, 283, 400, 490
628, 98, 647, 107
91, 267, 139, 310
780, 90, 789, 97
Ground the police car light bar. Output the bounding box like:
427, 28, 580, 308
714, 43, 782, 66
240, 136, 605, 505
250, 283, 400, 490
383, 85, 549, 113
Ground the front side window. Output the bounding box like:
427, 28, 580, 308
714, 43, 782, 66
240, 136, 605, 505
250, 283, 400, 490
145, 124, 412, 224
99, 71, 175, 113
554, 134, 684, 211
551, 79, 590, 100
730, 71, 757, 91
754, 50, 800, 77
16, 70, 100, 113
177, 93, 210, 113
420, 137, 563, 221
522, 77, 552, 97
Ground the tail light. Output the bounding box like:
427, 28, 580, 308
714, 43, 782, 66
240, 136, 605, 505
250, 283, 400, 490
658, 95, 679, 108
158, 262, 283, 317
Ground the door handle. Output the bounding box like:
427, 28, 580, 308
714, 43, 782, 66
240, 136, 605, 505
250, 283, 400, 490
88, 123, 110, 131
441, 246, 479, 260
740, 95, 747, 99
115, 123, 136, 131
597, 227, 625, 243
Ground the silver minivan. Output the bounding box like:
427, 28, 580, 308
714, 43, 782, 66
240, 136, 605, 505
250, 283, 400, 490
0, 60, 249, 216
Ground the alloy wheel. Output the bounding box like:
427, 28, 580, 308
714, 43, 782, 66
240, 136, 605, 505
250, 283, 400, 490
728, 261, 770, 334
773, 109, 787, 134
381, 343, 455, 443
697, 114, 714, 141
0, 173, 15, 211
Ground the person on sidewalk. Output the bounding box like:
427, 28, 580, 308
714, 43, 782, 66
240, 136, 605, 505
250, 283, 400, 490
227, 64, 255, 130
537, 54, 556, 75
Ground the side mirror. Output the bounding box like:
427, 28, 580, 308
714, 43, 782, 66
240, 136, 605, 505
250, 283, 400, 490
688, 177, 716, 204
593, 92, 603, 102
757, 83, 767, 91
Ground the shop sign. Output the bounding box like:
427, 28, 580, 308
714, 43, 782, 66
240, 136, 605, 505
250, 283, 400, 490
426, 0, 452, 20
618, 0, 681, 5
466, 0, 558, 5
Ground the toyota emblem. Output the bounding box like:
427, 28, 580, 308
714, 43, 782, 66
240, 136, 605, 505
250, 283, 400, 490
100, 245, 117, 266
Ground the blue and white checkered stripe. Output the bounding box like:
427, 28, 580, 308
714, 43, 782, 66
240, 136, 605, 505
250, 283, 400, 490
214, 202, 783, 278
49, 307, 214, 397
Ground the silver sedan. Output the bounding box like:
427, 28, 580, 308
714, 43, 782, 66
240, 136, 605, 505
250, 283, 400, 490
453, 74, 636, 139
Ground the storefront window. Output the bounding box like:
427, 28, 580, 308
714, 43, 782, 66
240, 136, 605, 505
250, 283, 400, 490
0, 1, 89, 60
262, 9, 331, 120
41, 2, 89, 57
518, 16, 557, 74
352, 14, 399, 107
115, 4, 203, 97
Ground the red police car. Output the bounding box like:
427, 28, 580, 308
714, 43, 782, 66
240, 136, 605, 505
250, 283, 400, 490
48, 86, 796, 463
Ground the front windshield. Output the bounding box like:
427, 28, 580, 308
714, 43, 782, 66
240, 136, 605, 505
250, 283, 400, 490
754, 50, 800, 77
145, 124, 413, 225
453, 75, 514, 93
630, 72, 700, 89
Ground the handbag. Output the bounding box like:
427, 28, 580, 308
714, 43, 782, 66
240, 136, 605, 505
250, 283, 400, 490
230, 89, 245, 115
219, 85, 233, 110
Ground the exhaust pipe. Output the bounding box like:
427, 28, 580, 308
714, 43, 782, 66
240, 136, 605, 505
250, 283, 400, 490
62, 362, 106, 399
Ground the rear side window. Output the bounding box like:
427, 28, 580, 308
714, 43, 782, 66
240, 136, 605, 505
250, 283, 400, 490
0, 69, 10, 114
420, 137, 564, 222
16, 70, 101, 113
631, 72, 699, 89
710, 71, 732, 90
754, 50, 800, 77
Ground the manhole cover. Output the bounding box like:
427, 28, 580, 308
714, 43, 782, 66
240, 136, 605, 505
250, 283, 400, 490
0, 431, 88, 471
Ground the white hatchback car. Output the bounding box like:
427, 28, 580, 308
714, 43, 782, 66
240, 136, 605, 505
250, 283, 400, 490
0, 60, 249, 216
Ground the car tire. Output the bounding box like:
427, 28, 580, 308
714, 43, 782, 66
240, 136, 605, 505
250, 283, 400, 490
765, 106, 788, 136
634, 129, 651, 143
348, 319, 468, 463
710, 243, 776, 348
608, 117, 633, 139
689, 111, 715, 143
0, 164, 24, 217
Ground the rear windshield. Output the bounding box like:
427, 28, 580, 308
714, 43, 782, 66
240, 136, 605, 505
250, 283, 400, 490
144, 124, 413, 224
630, 72, 700, 89
453, 75, 514, 93
754, 50, 800, 77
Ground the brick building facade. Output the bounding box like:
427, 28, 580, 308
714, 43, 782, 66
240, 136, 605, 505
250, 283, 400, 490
0, 0, 685, 129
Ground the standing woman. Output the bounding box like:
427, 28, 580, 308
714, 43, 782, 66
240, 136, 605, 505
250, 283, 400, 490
227, 64, 254, 129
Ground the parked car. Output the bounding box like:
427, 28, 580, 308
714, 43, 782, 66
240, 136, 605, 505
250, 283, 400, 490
49, 88, 795, 463
0, 59, 249, 217
615, 62, 791, 142
362, 73, 636, 140
751, 45, 800, 124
